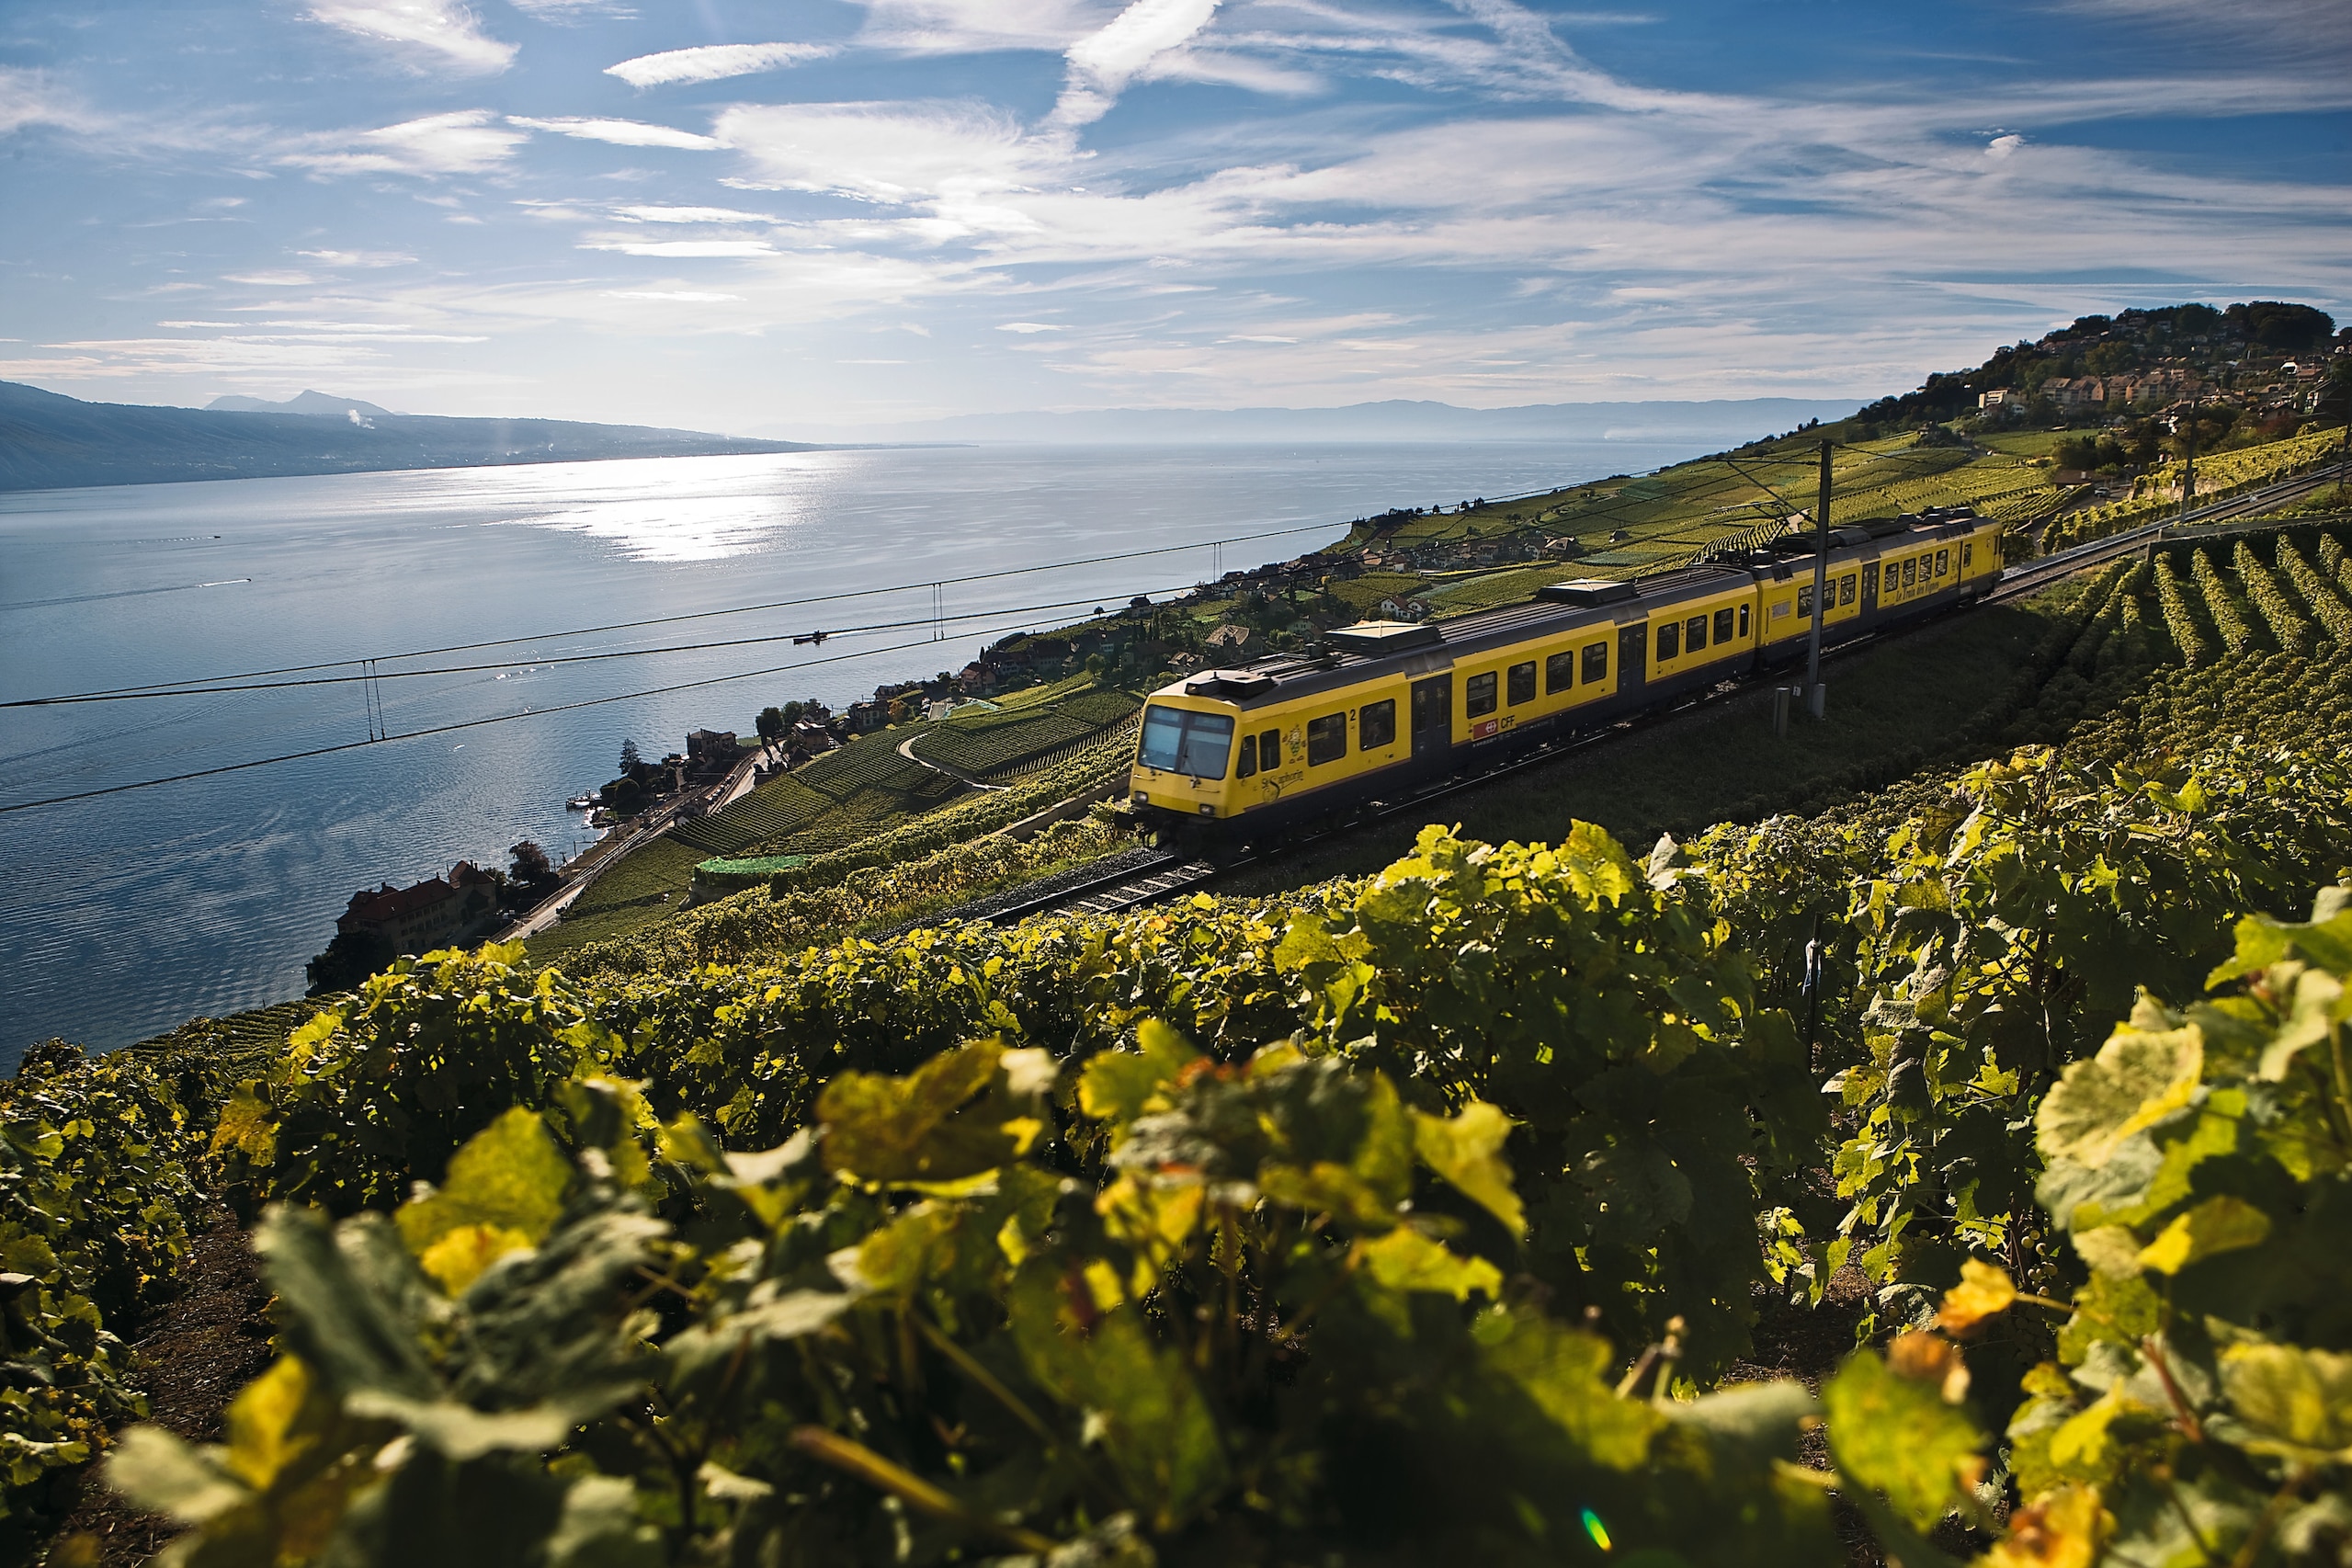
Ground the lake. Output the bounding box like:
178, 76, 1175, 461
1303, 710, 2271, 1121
0, 437, 1719, 1063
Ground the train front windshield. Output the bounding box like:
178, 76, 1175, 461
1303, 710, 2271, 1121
1139, 705, 1235, 779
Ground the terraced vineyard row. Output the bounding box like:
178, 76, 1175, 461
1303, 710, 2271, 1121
912, 686, 1140, 778
669, 729, 966, 858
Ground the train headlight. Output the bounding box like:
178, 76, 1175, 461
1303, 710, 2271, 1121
1131, 791, 1148, 805
1198, 803, 1215, 816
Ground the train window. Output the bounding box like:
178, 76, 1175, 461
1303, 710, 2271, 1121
1937, 549, 1949, 577
1546, 650, 1574, 694
1306, 713, 1346, 766
1798, 585, 1815, 619
1235, 733, 1257, 778
1713, 607, 1735, 643
1884, 563, 1900, 596
1840, 574, 1857, 606
1466, 671, 1498, 717
1582, 641, 1608, 683
1962, 541, 1973, 570
1685, 615, 1707, 652
1262, 729, 1281, 770
1656, 621, 1680, 662
1139, 705, 1235, 779
1359, 699, 1396, 750
1507, 661, 1536, 705
1738, 604, 1750, 637
1903, 559, 1916, 588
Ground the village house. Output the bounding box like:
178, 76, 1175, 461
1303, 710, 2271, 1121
336, 860, 502, 955
1203, 624, 1259, 659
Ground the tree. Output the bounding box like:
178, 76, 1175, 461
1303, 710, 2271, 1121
305, 929, 393, 995
606, 776, 644, 816
508, 840, 553, 884
619, 738, 642, 775
756, 706, 786, 743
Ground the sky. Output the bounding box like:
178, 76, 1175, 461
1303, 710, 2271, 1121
1, 0, 2346, 437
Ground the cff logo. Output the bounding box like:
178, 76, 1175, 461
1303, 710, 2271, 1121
1471, 718, 1501, 740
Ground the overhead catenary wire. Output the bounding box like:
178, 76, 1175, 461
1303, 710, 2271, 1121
0, 614, 1088, 818
12, 519, 1359, 706
0, 580, 1213, 708
0, 454, 1877, 815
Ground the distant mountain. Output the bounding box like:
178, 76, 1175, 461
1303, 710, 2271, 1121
780, 397, 1863, 446
206, 390, 399, 420
0, 381, 824, 493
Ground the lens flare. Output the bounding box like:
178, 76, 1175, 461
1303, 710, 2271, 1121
1581, 1506, 1612, 1551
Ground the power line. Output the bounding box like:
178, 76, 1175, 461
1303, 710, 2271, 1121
1, 580, 1208, 708
0, 613, 1078, 818
16, 519, 1358, 706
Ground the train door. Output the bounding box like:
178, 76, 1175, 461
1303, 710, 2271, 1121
1411, 675, 1451, 757
1616, 621, 1648, 699
1860, 560, 1880, 615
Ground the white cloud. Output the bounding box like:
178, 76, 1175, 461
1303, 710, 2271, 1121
509, 0, 636, 17
302, 0, 517, 74
285, 109, 528, 176
506, 116, 723, 150
604, 42, 836, 88
998, 321, 1064, 331
608, 204, 774, 223
605, 290, 744, 301
1051, 0, 1223, 130
0, 66, 107, 137
297, 249, 419, 267
849, 0, 1119, 54
585, 239, 778, 256
1986, 133, 2024, 158
716, 100, 1051, 202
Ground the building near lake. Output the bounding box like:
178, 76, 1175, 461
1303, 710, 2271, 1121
336, 860, 502, 955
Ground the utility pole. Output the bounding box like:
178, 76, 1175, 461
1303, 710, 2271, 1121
1803, 439, 1831, 719
2177, 396, 2199, 526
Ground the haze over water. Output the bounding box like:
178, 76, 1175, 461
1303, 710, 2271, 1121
0, 438, 1710, 1063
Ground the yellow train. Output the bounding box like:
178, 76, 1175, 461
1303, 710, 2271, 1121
1129, 507, 2003, 832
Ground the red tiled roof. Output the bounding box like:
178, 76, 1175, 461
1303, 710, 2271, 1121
343, 877, 458, 926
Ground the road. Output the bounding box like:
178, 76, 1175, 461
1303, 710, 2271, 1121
494, 744, 777, 941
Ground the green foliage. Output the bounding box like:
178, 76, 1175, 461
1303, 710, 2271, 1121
914, 690, 1140, 779
2152, 554, 2214, 666
2277, 540, 2352, 643
765, 725, 1140, 890
1824, 744, 2352, 1329
0, 1044, 208, 1528
1976, 892, 2352, 1567
2234, 539, 2315, 653
595, 820, 1126, 981
2192, 546, 2259, 653
1272, 824, 1824, 1375
113, 1035, 1866, 1567
211, 943, 627, 1214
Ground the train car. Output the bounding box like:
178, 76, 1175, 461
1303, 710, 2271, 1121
1127, 506, 2002, 834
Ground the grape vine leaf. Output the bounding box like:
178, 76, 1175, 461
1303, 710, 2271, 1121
1412, 1100, 1525, 1236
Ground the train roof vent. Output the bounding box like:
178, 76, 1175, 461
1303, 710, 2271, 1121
1325, 619, 1443, 653
1833, 527, 1875, 547
1534, 578, 1639, 607
1863, 516, 1915, 539
1184, 668, 1278, 698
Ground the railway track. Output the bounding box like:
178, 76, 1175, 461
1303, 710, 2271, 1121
958, 467, 2347, 928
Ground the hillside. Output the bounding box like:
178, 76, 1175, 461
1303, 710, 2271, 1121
0, 379, 822, 493
1846, 299, 2345, 435
22, 522, 2352, 1567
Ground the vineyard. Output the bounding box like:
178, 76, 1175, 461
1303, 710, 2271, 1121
2041, 425, 2346, 552
18, 526, 2352, 1566
912, 687, 1141, 780
668, 731, 966, 861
